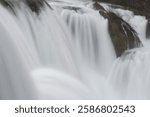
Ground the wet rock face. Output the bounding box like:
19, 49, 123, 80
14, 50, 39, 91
93, 2, 105, 11
0, 0, 47, 13
93, 2, 142, 57
146, 21, 150, 39
108, 12, 141, 57
0, 0, 12, 6
26, 0, 45, 13
93, 0, 150, 15
93, 0, 150, 40
0, 0, 15, 12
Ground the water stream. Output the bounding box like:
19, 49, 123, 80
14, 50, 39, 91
0, 0, 150, 99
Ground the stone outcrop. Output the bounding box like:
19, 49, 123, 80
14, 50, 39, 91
93, 0, 150, 39
93, 0, 150, 17
93, 2, 142, 57
108, 12, 141, 57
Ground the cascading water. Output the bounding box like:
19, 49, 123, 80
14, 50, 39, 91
0, 0, 150, 100
0, 5, 38, 99
108, 48, 150, 99
100, 3, 150, 99
61, 7, 116, 75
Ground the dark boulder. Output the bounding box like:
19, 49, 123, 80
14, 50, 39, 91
93, 0, 150, 40
93, 0, 150, 16
93, 2, 142, 57
107, 12, 141, 57
93, 2, 105, 11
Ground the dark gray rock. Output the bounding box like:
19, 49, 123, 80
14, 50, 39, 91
0, 0, 51, 14
93, 2, 142, 57
146, 20, 150, 39
108, 12, 141, 57
26, 0, 44, 13
93, 0, 150, 40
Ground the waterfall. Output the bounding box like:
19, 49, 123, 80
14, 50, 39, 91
0, 0, 149, 99
0, 5, 38, 99
99, 3, 150, 99
108, 48, 150, 99
103, 6, 148, 46
61, 7, 116, 75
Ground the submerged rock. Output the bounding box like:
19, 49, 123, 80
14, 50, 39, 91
93, 2, 142, 57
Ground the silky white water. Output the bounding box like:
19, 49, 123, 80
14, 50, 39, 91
0, 1, 150, 99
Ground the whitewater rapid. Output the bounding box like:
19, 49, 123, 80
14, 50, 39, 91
0, 0, 150, 99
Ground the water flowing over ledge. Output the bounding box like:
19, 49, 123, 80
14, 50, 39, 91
0, 0, 150, 99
